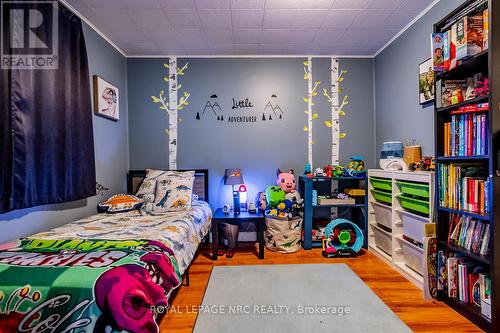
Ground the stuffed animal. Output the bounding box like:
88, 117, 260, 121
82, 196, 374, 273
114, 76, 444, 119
324, 165, 333, 177
314, 168, 324, 176
304, 162, 312, 175
265, 186, 286, 208
276, 169, 297, 193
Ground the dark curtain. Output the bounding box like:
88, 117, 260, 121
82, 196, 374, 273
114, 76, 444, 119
0, 1, 96, 213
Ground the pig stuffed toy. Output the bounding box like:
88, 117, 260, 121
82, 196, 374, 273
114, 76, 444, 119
276, 169, 303, 204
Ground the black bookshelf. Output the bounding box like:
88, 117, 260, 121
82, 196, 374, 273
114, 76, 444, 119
434, 0, 497, 331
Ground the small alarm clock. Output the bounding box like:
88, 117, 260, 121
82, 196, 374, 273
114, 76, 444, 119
222, 204, 231, 214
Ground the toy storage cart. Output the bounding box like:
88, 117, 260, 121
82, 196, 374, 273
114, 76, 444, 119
367, 169, 435, 289
299, 175, 368, 250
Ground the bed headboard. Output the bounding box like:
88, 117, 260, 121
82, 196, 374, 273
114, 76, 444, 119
127, 169, 209, 202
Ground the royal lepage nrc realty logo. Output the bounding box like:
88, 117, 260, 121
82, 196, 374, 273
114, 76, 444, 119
1, 0, 58, 69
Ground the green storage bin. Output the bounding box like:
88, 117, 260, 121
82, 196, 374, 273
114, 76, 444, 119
371, 189, 392, 205
396, 181, 430, 199
397, 194, 429, 216
370, 177, 392, 192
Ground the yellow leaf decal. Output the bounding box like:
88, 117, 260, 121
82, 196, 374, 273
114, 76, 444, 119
312, 91, 317, 96
304, 110, 310, 115
312, 113, 318, 119
303, 97, 309, 103
340, 110, 346, 116
165, 129, 171, 135
311, 140, 316, 145
314, 81, 321, 85
340, 133, 347, 138
338, 77, 344, 82
303, 61, 309, 66
324, 121, 333, 127
303, 125, 309, 131
151, 96, 160, 103
163, 77, 168, 82
163, 63, 169, 68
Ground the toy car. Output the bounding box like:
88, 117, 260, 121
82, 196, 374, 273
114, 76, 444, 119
409, 156, 435, 172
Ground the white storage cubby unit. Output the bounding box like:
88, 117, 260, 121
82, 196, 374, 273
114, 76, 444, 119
368, 169, 435, 289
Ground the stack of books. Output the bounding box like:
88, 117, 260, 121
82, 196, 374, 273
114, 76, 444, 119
443, 104, 488, 157
448, 214, 491, 256
437, 164, 489, 214
444, 253, 490, 309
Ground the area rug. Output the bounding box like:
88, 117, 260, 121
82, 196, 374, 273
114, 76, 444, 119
193, 264, 411, 333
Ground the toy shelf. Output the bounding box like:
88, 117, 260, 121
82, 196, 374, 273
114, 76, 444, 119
368, 170, 435, 290
433, 0, 498, 330
299, 175, 368, 250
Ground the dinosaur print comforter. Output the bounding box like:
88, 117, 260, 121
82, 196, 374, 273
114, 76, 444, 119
0, 201, 212, 333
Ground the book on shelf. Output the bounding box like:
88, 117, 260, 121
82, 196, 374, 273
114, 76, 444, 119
434, 8, 488, 73
445, 253, 488, 308
437, 164, 489, 214
450, 102, 489, 114
448, 213, 491, 256
432, 32, 445, 71
483, 9, 488, 50
456, 13, 484, 60
442, 112, 487, 156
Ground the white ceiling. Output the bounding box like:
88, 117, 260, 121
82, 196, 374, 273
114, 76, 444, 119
65, 0, 436, 56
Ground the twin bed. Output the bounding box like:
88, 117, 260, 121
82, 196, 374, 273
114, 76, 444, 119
0, 169, 212, 333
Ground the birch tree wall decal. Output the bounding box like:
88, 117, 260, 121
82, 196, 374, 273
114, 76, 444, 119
303, 57, 321, 169
323, 58, 348, 166
150, 57, 190, 169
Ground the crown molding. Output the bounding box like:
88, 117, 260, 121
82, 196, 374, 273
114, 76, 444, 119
58, 0, 126, 57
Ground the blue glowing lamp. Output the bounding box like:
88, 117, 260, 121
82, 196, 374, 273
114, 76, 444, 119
225, 169, 244, 215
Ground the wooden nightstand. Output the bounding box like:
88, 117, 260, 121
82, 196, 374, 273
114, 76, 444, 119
211, 208, 265, 260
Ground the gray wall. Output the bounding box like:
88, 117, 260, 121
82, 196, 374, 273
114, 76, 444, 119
0, 23, 129, 243
128, 57, 374, 208
374, 0, 465, 158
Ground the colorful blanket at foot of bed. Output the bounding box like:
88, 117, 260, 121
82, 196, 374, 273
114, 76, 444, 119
0, 238, 181, 333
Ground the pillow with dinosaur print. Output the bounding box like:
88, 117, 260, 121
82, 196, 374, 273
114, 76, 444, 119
135, 169, 171, 203
152, 171, 195, 213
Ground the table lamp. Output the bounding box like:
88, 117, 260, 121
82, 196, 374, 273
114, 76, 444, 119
225, 169, 244, 215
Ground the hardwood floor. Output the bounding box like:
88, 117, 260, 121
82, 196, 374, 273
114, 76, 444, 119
160, 244, 483, 332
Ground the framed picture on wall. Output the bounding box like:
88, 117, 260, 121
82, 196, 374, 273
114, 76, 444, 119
418, 58, 435, 105
93, 75, 119, 121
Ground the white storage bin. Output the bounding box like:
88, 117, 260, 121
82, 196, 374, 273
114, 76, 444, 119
372, 201, 392, 230
400, 237, 424, 275
371, 224, 392, 256
400, 210, 429, 244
